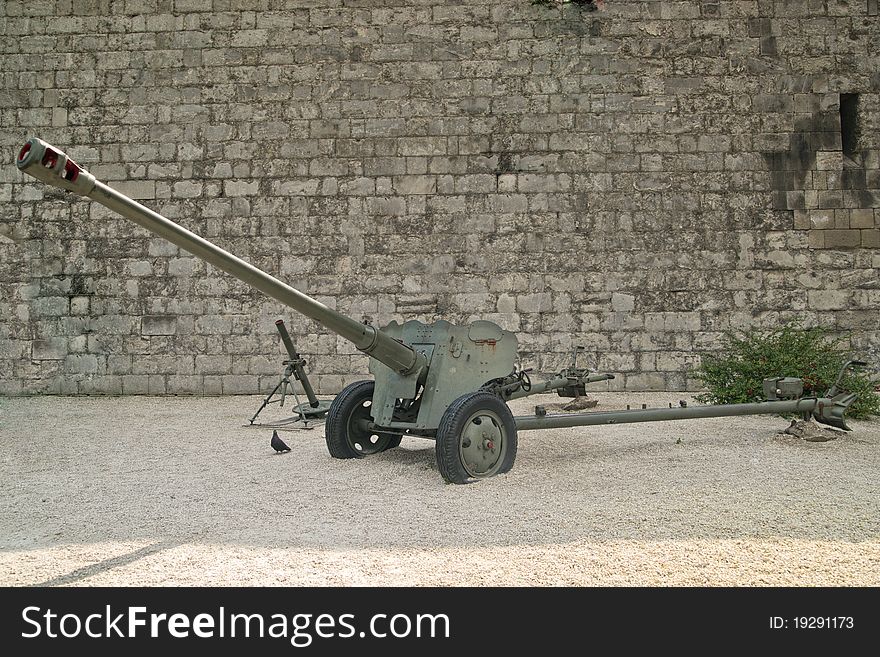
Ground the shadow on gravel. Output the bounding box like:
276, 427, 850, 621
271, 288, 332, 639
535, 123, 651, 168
32, 540, 183, 587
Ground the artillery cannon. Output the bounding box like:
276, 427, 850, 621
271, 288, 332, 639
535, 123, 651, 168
17, 137, 860, 483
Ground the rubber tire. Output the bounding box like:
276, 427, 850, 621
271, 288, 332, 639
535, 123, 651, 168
325, 380, 399, 459
435, 392, 518, 484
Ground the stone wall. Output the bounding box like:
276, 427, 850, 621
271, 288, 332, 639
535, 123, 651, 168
1, 0, 878, 396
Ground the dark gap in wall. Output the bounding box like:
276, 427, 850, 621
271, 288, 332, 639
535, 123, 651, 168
762, 113, 824, 206
840, 93, 860, 158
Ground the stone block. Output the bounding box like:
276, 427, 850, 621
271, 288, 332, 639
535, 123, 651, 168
109, 181, 155, 200
167, 375, 202, 394
809, 210, 834, 229
223, 180, 259, 196
611, 293, 635, 312
624, 373, 667, 391
31, 338, 67, 360
823, 229, 861, 249
851, 209, 874, 229
808, 290, 849, 311
65, 354, 99, 374
122, 374, 150, 394
862, 229, 880, 248
69, 296, 90, 315
142, 316, 177, 336
222, 375, 257, 394
516, 293, 553, 313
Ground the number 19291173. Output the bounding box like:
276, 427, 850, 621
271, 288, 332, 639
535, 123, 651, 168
770, 617, 854, 629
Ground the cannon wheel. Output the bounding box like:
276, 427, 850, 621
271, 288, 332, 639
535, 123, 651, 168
325, 380, 401, 459
435, 391, 517, 484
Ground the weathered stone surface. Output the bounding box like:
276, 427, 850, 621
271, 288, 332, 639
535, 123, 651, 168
31, 338, 67, 361
1, 1, 878, 395
141, 316, 177, 336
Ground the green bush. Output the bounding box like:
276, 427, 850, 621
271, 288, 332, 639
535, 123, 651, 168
695, 324, 879, 419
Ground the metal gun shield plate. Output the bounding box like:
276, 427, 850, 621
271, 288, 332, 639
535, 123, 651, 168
369, 319, 517, 431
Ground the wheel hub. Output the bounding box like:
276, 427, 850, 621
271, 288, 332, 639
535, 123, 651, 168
346, 399, 391, 455
459, 413, 505, 477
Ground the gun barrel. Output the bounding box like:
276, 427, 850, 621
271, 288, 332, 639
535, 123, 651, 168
17, 137, 421, 376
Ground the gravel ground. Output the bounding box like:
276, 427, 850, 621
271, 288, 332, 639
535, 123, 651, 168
1, 392, 878, 586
